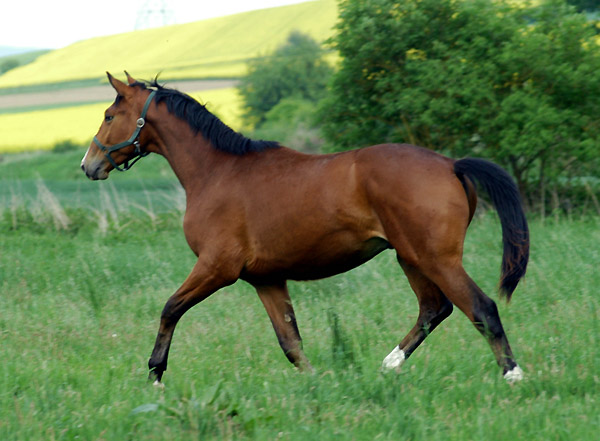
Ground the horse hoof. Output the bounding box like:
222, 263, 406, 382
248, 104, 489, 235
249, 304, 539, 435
153, 380, 165, 389
381, 346, 406, 373
503, 365, 524, 383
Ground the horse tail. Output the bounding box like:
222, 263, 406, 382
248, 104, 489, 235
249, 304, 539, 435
454, 158, 529, 301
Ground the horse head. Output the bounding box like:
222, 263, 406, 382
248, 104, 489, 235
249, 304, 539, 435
81, 72, 155, 180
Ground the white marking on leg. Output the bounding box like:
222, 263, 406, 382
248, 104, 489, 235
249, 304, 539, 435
153, 380, 165, 389
382, 346, 406, 372
504, 365, 524, 383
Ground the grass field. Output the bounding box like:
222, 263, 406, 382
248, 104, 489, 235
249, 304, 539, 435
0, 150, 598, 440
0, 0, 337, 89
0, 87, 244, 153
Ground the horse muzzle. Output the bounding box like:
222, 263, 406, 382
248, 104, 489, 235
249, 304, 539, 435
81, 156, 110, 180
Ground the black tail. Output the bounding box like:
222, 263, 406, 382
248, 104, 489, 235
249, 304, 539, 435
454, 158, 529, 301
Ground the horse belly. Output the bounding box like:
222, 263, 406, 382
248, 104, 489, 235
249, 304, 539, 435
241, 235, 391, 283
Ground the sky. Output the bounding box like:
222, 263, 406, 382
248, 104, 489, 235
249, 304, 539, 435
1, 0, 307, 50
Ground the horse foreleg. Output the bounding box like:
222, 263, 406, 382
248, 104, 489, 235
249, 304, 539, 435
255, 282, 313, 372
382, 260, 453, 372
148, 261, 235, 384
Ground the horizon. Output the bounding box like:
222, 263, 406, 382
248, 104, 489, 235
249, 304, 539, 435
1, 0, 308, 50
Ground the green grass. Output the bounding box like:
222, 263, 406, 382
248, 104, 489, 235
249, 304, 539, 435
1, 151, 599, 440
0, 0, 337, 89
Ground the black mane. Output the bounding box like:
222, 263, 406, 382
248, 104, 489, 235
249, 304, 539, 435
133, 79, 279, 155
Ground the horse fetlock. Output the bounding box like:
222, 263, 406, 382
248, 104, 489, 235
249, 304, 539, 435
503, 365, 524, 383
148, 357, 167, 380
148, 366, 164, 383
152, 379, 166, 389
381, 346, 406, 372
297, 359, 315, 373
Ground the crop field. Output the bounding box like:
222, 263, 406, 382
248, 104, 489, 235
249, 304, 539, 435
0, 0, 337, 89
0, 150, 598, 440
0, 87, 243, 153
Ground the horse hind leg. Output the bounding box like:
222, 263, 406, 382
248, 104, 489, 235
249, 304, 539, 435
426, 264, 523, 382
382, 260, 453, 372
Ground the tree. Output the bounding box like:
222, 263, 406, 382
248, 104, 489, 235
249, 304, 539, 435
1, 58, 19, 74
239, 31, 333, 127
320, 0, 600, 211
566, 0, 600, 12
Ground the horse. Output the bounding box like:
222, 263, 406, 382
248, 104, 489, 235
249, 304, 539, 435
81, 72, 529, 385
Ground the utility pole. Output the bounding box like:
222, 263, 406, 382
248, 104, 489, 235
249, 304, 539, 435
135, 0, 175, 30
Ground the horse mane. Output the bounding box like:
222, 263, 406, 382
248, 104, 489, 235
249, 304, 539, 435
132, 79, 279, 155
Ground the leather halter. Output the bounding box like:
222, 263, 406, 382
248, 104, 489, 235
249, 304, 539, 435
93, 90, 156, 172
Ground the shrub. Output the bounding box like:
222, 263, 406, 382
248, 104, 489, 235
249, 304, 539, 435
238, 31, 333, 127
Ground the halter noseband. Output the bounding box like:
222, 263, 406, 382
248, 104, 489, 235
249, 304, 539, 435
93, 90, 156, 172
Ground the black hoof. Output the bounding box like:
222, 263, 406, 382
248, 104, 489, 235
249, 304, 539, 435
148, 366, 164, 383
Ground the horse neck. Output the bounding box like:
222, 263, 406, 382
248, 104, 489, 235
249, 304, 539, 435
149, 115, 222, 194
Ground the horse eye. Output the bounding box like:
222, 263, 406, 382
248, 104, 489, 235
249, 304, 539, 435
105, 115, 114, 122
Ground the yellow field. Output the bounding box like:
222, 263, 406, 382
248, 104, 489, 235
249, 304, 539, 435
0, 0, 337, 88
0, 88, 244, 153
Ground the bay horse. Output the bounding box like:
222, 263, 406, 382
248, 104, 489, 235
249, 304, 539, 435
81, 73, 529, 385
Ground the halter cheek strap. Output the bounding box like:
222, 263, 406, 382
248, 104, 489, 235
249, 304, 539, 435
93, 90, 156, 172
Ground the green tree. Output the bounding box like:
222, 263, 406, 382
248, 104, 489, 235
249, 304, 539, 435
321, 0, 600, 210
0, 58, 19, 74
566, 0, 600, 12
239, 31, 333, 127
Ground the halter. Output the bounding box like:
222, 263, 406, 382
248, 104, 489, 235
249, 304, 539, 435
93, 90, 156, 172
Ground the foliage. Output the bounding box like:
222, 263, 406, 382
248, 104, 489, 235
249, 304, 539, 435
251, 97, 325, 152
566, 0, 600, 11
0, 58, 19, 74
320, 0, 600, 211
238, 31, 333, 127
0, 50, 50, 77
52, 139, 81, 153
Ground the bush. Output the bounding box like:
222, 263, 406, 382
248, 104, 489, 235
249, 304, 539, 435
320, 0, 600, 212
0, 58, 19, 74
251, 97, 324, 152
238, 31, 333, 127
52, 139, 83, 153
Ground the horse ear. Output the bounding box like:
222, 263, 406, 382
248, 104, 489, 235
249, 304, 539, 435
124, 71, 136, 85
106, 72, 130, 96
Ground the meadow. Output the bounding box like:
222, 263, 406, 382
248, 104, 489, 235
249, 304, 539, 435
0, 149, 598, 440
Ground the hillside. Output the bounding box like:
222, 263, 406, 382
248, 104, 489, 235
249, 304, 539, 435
0, 46, 46, 57
0, 0, 337, 89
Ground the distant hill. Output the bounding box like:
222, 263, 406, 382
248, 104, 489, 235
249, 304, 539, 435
0, 46, 46, 57
0, 0, 337, 89
0, 49, 52, 76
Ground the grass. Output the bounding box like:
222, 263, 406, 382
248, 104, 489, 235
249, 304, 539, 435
0, 150, 598, 440
0, 0, 338, 89
0, 87, 244, 152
